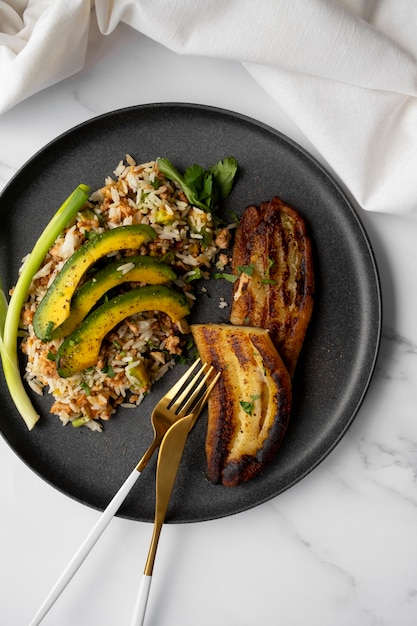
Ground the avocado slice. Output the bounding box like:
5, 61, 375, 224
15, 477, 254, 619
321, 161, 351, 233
52, 255, 177, 339
56, 285, 190, 377
33, 224, 156, 341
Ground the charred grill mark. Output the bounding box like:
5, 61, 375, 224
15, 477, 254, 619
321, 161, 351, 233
230, 334, 253, 370
192, 327, 236, 484
206, 377, 235, 484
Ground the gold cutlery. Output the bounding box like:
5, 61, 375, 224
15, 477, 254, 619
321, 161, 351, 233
30, 359, 218, 625
130, 363, 220, 625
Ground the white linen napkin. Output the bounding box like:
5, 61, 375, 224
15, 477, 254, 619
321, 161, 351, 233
0, 0, 90, 109
1, 0, 417, 218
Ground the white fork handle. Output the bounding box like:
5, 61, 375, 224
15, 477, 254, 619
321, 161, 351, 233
130, 575, 152, 626
29, 467, 141, 626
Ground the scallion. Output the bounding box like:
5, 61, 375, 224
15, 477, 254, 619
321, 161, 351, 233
0, 184, 90, 430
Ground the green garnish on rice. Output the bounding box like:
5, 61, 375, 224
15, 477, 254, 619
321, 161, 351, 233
2, 156, 238, 431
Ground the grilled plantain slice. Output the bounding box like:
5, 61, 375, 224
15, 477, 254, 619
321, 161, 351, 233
191, 323, 292, 487
230, 196, 314, 377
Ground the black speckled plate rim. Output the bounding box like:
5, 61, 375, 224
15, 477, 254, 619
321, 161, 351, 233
0, 103, 382, 523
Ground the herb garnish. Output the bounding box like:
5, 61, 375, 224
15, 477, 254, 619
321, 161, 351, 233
240, 394, 261, 416
157, 156, 238, 212
237, 263, 255, 276
214, 272, 238, 283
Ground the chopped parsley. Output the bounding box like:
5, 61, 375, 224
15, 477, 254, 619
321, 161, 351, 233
214, 272, 238, 283
185, 267, 203, 283
237, 263, 255, 276
102, 363, 115, 378
80, 381, 90, 396
240, 394, 261, 416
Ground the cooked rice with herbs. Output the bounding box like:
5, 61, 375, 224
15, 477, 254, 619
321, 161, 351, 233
18, 156, 234, 431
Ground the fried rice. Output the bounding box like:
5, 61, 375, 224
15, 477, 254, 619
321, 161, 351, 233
18, 156, 233, 431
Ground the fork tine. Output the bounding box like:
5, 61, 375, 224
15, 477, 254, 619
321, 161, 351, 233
188, 370, 221, 428
170, 361, 210, 414
162, 357, 201, 404
173, 363, 214, 417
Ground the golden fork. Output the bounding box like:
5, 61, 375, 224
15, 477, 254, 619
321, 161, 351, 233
130, 364, 220, 626
30, 359, 219, 626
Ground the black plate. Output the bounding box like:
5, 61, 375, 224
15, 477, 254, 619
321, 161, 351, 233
0, 103, 381, 523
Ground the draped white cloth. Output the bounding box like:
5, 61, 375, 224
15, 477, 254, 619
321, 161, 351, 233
1, 0, 417, 216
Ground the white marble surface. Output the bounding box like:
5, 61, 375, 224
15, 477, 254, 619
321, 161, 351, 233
1, 19, 417, 626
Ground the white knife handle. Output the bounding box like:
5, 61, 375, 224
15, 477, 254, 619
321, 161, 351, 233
130, 574, 152, 626
29, 467, 141, 626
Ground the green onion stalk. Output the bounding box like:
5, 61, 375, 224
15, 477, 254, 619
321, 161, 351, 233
0, 184, 90, 430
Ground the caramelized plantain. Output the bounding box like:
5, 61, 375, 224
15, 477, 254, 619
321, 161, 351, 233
191, 323, 292, 487
230, 196, 314, 377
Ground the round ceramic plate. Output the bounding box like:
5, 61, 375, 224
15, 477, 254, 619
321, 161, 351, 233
0, 103, 381, 523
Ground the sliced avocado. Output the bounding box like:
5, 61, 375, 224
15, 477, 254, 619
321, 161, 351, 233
52, 255, 176, 339
56, 285, 190, 377
33, 224, 156, 341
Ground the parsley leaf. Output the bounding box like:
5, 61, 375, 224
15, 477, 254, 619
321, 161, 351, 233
237, 263, 255, 276
185, 267, 203, 283
240, 394, 261, 416
157, 156, 238, 212
80, 381, 90, 396
240, 400, 254, 415
214, 272, 238, 283
208, 157, 239, 199
102, 363, 115, 378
